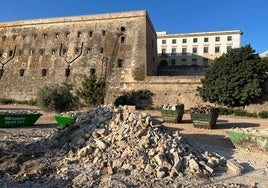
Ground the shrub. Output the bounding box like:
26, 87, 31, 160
36, 82, 80, 113
0, 98, 15, 104
258, 111, 268, 119
234, 108, 257, 118
76, 74, 105, 106
218, 107, 234, 115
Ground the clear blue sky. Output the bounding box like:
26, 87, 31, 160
1, 0, 267, 54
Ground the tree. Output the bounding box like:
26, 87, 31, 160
76, 74, 105, 106
197, 45, 268, 107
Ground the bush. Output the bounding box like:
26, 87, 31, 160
234, 108, 257, 118
114, 90, 154, 109
258, 111, 268, 119
0, 98, 15, 104
218, 107, 234, 115
76, 74, 105, 106
36, 82, 80, 113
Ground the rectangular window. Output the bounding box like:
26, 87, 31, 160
203, 58, 208, 66
161, 48, 166, 55
193, 38, 198, 43
88, 31, 93, 37
100, 47, 104, 54
192, 47, 197, 54
182, 47, 187, 55
227, 36, 232, 41
192, 58, 197, 65
172, 39, 176, 44
77, 31, 82, 37
171, 48, 177, 55
203, 47, 208, 53
9, 50, 13, 57
86, 48, 91, 54
215, 37, 220, 42
43, 33, 47, 39
41, 69, 47, 76
63, 48, 68, 55
181, 58, 187, 65
29, 49, 34, 56
65, 32, 70, 38
182, 38, 187, 43
0, 51, 2, 58
20, 69, 25, 77
52, 49, 56, 55
171, 59, 176, 66
204, 37, 209, 42
162, 40, 166, 44
102, 30, 106, 36
215, 46, 220, 53
55, 33, 59, 38
117, 59, 123, 67
120, 36, 125, 43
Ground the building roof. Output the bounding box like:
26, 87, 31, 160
260, 51, 268, 58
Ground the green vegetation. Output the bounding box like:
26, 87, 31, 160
76, 74, 105, 106
114, 89, 154, 109
233, 108, 257, 118
258, 111, 268, 119
36, 82, 80, 113
198, 45, 268, 107
0, 98, 36, 105
218, 107, 234, 115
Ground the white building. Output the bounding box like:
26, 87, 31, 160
156, 30, 243, 75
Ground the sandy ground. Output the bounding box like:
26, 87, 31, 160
0, 104, 268, 187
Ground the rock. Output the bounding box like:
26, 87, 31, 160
188, 158, 200, 172
226, 159, 244, 174
95, 139, 107, 150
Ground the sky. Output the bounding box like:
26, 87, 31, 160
0, 0, 267, 54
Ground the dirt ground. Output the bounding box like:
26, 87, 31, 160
0, 104, 268, 187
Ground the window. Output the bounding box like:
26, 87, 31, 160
0, 51, 2, 58
215, 46, 220, 53
120, 36, 125, 43
181, 58, 187, 65
192, 58, 197, 65
162, 40, 166, 44
215, 37, 220, 42
171, 48, 177, 55
171, 59, 176, 66
39, 49, 45, 55
32, 34, 37, 39
117, 59, 123, 67
120, 27, 126, 32
20, 69, 25, 76
9, 50, 13, 57
77, 31, 82, 37
86, 48, 91, 54
12, 35, 17, 40
43, 33, 47, 39
161, 48, 166, 55
227, 46, 232, 51
102, 30, 106, 36
172, 39, 176, 44
182, 47, 187, 55
41, 69, 47, 76
52, 49, 56, 55
182, 38, 187, 43
204, 37, 209, 42
227, 36, 232, 41
62, 48, 68, 55
100, 47, 104, 53
193, 38, 198, 43
203, 47, 208, 53
192, 47, 197, 54
203, 58, 208, 66
75, 48, 80, 54
29, 49, 34, 56
55, 33, 59, 38
2, 35, 7, 41
65, 32, 70, 38
90, 68, 96, 75
65, 68, 70, 77
88, 31, 93, 37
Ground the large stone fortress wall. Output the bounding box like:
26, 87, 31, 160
0, 10, 157, 101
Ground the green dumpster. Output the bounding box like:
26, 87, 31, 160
161, 104, 184, 123
0, 113, 42, 128
54, 115, 76, 128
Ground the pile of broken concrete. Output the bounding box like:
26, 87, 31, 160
44, 105, 229, 187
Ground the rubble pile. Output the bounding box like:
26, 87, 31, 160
45, 105, 226, 187
161, 103, 184, 110
190, 105, 216, 114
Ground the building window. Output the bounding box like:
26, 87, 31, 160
77, 31, 82, 37
117, 59, 123, 67
86, 48, 91, 54
20, 69, 25, 76
204, 37, 209, 42
90, 68, 96, 75
62, 48, 68, 55
75, 48, 80, 54
9, 50, 13, 57
2, 35, 7, 41
32, 34, 37, 39
227, 36, 232, 41
193, 38, 198, 43
12, 35, 17, 40
29, 49, 34, 56
161, 48, 166, 55
171, 48, 177, 55
215, 37, 220, 42
192, 47, 197, 54
215, 46, 220, 53
41, 69, 47, 76
181, 58, 187, 65
162, 40, 166, 44
52, 49, 56, 55
172, 39, 176, 44
65, 68, 70, 77
227, 46, 232, 51
39, 49, 45, 55
171, 59, 176, 66
0, 51, 2, 58
203, 47, 208, 53
88, 31, 93, 37
192, 58, 197, 65
102, 30, 106, 36
203, 58, 208, 66
65, 32, 70, 38
120, 36, 125, 43
55, 33, 60, 38
182, 38, 187, 43
100, 47, 104, 54
182, 47, 187, 55
43, 33, 47, 39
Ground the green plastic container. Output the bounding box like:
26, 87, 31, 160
0, 113, 42, 128
190, 108, 218, 129
161, 104, 184, 123
54, 115, 76, 128
227, 131, 268, 152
